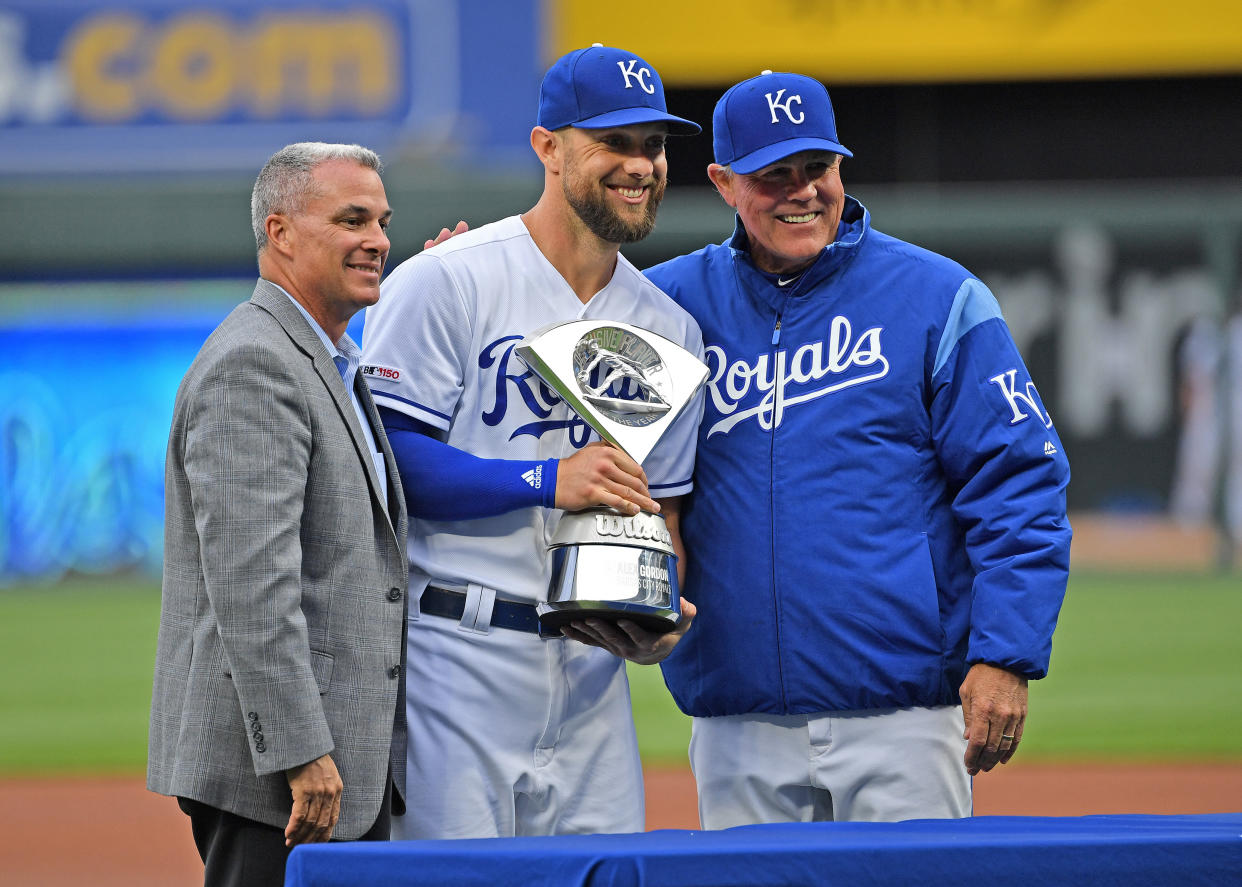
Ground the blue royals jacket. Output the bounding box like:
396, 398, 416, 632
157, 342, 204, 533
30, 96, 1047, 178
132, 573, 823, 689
644, 197, 1072, 717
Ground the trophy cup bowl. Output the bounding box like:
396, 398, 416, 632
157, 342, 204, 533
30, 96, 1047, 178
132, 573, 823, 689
538, 507, 681, 636
515, 320, 708, 639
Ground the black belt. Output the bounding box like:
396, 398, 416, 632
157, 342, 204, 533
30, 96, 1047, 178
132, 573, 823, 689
419, 585, 541, 634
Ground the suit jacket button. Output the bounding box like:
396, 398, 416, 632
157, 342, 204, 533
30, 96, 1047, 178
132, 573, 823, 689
387, 587, 402, 601
256, 742, 266, 753
247, 712, 259, 722
388, 665, 400, 679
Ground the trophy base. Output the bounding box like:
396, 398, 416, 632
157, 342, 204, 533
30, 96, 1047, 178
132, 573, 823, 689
537, 600, 680, 638
540, 509, 681, 639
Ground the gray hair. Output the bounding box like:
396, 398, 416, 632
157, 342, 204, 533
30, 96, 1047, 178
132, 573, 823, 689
251, 142, 383, 252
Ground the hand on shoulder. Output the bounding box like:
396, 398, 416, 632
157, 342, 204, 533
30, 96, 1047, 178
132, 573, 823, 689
423, 220, 469, 250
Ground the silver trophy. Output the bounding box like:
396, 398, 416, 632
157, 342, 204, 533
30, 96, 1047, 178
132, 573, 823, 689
515, 321, 708, 636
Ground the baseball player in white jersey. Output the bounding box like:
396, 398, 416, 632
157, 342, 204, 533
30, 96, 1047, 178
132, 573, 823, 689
360, 45, 704, 839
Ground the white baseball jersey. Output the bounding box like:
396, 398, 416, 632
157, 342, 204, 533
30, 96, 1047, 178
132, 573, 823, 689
362, 215, 704, 603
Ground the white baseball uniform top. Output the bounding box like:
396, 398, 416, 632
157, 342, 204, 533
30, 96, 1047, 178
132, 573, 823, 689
361, 215, 704, 603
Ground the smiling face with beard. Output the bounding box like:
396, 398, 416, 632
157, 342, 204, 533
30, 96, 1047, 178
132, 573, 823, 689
558, 124, 670, 245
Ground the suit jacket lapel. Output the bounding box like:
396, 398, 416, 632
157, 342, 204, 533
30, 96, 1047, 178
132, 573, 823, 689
355, 375, 406, 528
249, 281, 399, 540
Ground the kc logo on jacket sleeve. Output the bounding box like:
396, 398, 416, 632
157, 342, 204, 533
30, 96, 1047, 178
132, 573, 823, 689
988, 368, 1054, 428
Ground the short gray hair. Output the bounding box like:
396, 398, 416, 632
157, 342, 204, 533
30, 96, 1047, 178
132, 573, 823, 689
251, 142, 383, 253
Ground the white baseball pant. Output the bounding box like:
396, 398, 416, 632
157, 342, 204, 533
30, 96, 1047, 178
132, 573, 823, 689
689, 705, 972, 827
390, 595, 645, 840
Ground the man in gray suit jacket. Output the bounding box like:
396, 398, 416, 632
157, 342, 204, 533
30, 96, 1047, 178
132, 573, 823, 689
148, 142, 409, 887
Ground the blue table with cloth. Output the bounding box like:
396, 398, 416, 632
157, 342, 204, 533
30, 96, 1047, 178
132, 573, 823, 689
285, 813, 1242, 886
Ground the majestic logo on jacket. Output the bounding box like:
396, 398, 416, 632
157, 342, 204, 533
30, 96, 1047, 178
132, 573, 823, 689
703, 316, 889, 436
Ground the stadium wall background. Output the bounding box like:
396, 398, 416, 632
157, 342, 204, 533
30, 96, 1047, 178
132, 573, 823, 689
2, 0, 1240, 583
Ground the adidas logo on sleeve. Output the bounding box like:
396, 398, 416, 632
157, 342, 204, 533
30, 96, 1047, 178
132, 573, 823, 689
521, 466, 543, 489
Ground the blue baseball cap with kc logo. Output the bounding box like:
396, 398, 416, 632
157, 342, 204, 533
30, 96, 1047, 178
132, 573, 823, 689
713, 71, 852, 174
537, 44, 701, 135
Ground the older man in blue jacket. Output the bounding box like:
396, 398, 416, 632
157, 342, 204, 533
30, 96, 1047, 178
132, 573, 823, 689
622, 72, 1071, 826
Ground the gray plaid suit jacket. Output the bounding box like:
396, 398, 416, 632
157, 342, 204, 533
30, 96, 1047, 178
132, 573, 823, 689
148, 280, 409, 839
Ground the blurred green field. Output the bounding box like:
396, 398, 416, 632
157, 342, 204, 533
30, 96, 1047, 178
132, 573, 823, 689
630, 571, 1242, 764
1, 571, 1239, 776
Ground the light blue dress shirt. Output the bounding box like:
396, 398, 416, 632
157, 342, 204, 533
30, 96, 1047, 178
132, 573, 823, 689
278, 288, 388, 509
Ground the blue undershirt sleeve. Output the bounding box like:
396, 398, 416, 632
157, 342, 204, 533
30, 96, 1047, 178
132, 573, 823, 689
378, 406, 558, 520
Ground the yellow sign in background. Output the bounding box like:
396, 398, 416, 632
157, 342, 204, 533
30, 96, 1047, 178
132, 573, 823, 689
550, 0, 1242, 84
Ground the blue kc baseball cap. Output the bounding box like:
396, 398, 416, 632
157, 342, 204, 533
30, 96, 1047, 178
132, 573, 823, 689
713, 71, 852, 174
537, 44, 701, 135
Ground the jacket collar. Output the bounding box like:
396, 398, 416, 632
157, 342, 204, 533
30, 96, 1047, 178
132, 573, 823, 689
726, 195, 869, 314
250, 278, 330, 361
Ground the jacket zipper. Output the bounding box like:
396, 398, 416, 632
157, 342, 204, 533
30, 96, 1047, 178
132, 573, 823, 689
770, 312, 787, 711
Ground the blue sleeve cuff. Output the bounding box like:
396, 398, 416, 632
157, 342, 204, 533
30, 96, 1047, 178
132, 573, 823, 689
379, 406, 558, 520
